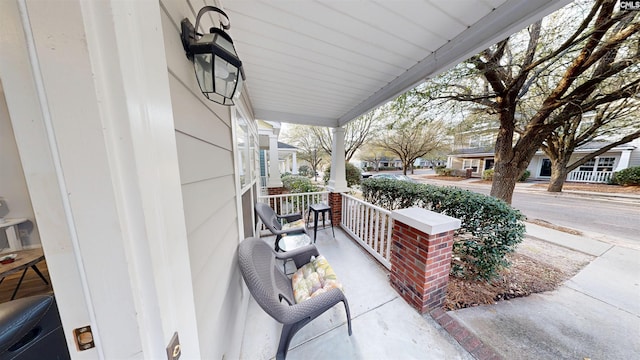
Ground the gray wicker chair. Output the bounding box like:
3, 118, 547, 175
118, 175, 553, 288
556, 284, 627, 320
255, 202, 307, 251
238, 237, 352, 360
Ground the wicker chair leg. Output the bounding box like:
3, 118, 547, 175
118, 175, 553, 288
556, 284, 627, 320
343, 299, 353, 336
276, 321, 305, 360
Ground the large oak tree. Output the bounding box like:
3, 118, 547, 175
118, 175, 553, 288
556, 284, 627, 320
418, 0, 640, 203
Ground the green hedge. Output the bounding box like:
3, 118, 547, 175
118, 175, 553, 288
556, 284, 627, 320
482, 169, 494, 180
323, 163, 362, 187
613, 166, 640, 186
282, 175, 318, 193
361, 178, 525, 280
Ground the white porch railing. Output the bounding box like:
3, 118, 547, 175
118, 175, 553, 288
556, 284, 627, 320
341, 194, 392, 270
567, 170, 613, 183
257, 191, 330, 216
256, 191, 329, 235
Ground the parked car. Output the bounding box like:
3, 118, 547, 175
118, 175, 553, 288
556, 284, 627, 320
369, 173, 416, 182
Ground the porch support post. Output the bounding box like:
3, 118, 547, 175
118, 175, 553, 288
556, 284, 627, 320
292, 152, 298, 175
390, 208, 461, 313
267, 134, 282, 188
327, 127, 349, 192
614, 150, 632, 172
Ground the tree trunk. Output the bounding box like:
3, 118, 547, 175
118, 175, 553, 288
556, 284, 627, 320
490, 160, 521, 204
547, 159, 569, 192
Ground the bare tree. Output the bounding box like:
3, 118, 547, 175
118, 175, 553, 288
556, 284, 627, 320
357, 143, 396, 172
283, 125, 327, 181
420, 0, 640, 203
311, 111, 380, 161
542, 98, 640, 191
375, 120, 447, 175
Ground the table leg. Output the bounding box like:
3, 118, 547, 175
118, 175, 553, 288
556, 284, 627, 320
328, 208, 335, 238
31, 265, 49, 285
11, 268, 29, 300
313, 210, 319, 243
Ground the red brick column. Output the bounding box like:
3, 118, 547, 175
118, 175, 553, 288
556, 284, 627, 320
390, 208, 461, 313
328, 192, 342, 226
267, 187, 286, 212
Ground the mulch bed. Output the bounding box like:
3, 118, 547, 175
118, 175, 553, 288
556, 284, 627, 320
444, 253, 567, 310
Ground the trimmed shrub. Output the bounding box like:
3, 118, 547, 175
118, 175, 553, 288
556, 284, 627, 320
282, 175, 318, 193
613, 166, 640, 186
323, 163, 362, 187
298, 165, 311, 177
361, 178, 525, 280
518, 169, 531, 182
482, 169, 494, 180
436, 167, 454, 176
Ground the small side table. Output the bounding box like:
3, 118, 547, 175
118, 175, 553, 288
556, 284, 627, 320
277, 233, 312, 252
306, 203, 335, 242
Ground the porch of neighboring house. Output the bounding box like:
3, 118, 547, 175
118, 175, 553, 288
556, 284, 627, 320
240, 227, 471, 359
447, 152, 495, 178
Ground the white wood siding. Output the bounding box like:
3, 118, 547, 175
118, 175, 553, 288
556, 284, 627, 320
161, 1, 249, 358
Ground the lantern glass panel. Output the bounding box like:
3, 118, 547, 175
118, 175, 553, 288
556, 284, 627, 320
213, 32, 237, 56
194, 53, 213, 93
214, 55, 239, 99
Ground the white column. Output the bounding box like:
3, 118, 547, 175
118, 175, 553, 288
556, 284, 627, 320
328, 127, 349, 192
614, 150, 632, 171
268, 134, 282, 187
591, 156, 600, 181
292, 152, 298, 175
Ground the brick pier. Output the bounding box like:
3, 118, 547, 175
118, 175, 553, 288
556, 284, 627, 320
389, 208, 461, 313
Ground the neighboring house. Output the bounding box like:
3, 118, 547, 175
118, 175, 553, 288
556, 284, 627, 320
447, 139, 639, 182
528, 140, 639, 183
257, 120, 299, 190
0, 0, 571, 358
277, 141, 299, 175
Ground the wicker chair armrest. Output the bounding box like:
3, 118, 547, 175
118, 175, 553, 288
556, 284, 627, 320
277, 213, 302, 223
281, 288, 347, 324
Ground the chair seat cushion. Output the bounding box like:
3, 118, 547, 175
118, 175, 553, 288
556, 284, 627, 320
282, 219, 306, 230
291, 255, 343, 303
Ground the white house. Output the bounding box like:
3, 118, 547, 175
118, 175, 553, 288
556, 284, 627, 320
447, 139, 639, 182
0, 0, 571, 358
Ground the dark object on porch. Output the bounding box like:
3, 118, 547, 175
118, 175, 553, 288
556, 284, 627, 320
0, 295, 70, 360
306, 203, 335, 242
255, 203, 306, 251
238, 237, 352, 360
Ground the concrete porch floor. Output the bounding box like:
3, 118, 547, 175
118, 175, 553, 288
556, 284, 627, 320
239, 226, 473, 360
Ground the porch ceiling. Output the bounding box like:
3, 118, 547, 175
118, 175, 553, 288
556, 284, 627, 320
224, 0, 570, 128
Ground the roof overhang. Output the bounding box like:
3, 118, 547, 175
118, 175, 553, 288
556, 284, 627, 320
224, 0, 571, 128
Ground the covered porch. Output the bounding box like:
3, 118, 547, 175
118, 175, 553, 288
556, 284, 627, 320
0, 0, 574, 358
240, 226, 472, 359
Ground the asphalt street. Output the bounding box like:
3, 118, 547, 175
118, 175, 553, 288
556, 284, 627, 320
396, 170, 640, 246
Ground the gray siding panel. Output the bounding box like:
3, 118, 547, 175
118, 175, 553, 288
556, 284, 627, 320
161, 2, 247, 359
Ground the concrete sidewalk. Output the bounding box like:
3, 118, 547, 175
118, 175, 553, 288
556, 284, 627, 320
446, 223, 640, 359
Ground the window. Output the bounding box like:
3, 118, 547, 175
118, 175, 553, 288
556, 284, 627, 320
462, 159, 479, 172
579, 157, 616, 172
234, 110, 258, 190
597, 157, 615, 172
579, 158, 595, 172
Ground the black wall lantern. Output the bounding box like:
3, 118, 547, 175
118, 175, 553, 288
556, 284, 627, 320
181, 6, 245, 106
